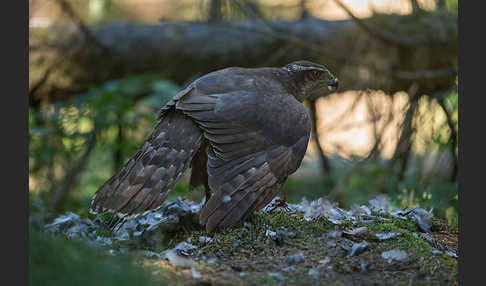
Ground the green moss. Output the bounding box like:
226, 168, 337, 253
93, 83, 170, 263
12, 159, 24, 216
368, 214, 419, 233
394, 233, 432, 255
255, 273, 279, 284
258, 210, 331, 233
334, 261, 354, 274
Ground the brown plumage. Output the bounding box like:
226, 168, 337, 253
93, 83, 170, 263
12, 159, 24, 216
90, 60, 338, 232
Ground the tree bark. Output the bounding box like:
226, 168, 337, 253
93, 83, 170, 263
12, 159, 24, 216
437, 96, 458, 182
50, 129, 98, 211
30, 10, 457, 103
308, 98, 332, 174
390, 84, 420, 181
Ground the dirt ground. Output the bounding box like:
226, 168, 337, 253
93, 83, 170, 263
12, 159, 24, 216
138, 210, 458, 286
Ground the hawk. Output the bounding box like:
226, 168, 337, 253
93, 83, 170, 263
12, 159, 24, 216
90, 60, 338, 232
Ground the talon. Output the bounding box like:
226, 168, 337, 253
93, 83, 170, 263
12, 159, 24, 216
267, 197, 290, 213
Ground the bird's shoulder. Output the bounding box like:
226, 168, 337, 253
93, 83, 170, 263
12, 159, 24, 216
161, 66, 310, 145
193, 66, 290, 95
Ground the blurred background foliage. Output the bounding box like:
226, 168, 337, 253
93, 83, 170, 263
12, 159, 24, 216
29, 0, 457, 246
29, 226, 158, 286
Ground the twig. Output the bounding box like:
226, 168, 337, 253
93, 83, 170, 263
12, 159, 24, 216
333, 0, 417, 47
410, 0, 423, 13
390, 83, 420, 181
436, 0, 446, 9
363, 90, 395, 161
308, 98, 333, 175
436, 95, 458, 182
55, 0, 109, 52
29, 59, 63, 105
50, 127, 98, 211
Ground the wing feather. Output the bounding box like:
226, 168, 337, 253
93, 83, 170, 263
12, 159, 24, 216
174, 89, 311, 231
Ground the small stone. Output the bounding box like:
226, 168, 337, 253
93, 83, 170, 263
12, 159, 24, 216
207, 257, 218, 264
199, 236, 213, 243
343, 226, 368, 236
381, 249, 408, 263
360, 259, 369, 273
319, 257, 331, 265
327, 240, 337, 247
286, 252, 305, 264
268, 272, 285, 282
308, 268, 320, 278
239, 272, 249, 277
327, 230, 342, 238
374, 232, 402, 240
165, 250, 195, 268
432, 249, 443, 255
280, 266, 296, 272
191, 267, 201, 279
349, 241, 369, 257
445, 250, 458, 258
265, 230, 277, 238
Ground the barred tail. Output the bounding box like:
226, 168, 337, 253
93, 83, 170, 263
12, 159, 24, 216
90, 110, 203, 217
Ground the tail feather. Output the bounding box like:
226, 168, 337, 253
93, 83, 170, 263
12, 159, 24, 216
90, 110, 203, 217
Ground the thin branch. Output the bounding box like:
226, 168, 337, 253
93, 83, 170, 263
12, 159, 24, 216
308, 98, 333, 175
50, 128, 98, 211
29, 55, 70, 107
437, 96, 458, 182
55, 0, 109, 52
410, 0, 423, 13
333, 0, 417, 47
29, 63, 57, 105
363, 90, 395, 161
436, 0, 446, 9
390, 83, 420, 181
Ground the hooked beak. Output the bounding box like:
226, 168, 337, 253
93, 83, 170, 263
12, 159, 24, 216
327, 77, 339, 92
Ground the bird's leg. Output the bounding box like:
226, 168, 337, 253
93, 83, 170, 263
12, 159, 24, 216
276, 192, 288, 208
276, 192, 291, 211
203, 181, 212, 205
268, 192, 295, 213
267, 192, 288, 213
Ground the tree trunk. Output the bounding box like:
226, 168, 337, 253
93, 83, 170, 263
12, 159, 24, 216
30, 11, 457, 103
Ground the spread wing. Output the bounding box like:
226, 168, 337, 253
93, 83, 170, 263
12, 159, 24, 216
174, 87, 311, 232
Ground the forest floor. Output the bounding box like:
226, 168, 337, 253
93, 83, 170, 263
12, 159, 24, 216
36, 197, 458, 286
134, 208, 458, 285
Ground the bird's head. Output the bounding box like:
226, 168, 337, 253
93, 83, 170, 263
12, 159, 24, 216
282, 60, 339, 101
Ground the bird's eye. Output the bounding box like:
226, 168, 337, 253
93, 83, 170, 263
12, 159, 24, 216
311, 70, 321, 79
